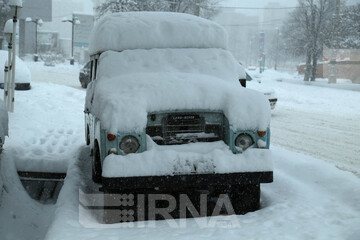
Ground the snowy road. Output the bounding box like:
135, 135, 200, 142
0, 63, 359, 240
272, 107, 360, 177
257, 70, 360, 177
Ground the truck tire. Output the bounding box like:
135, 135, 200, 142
92, 142, 102, 183
230, 184, 260, 214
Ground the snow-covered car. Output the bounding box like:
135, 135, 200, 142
0, 99, 8, 153
85, 12, 273, 222
246, 72, 278, 110
0, 50, 31, 90
79, 61, 91, 88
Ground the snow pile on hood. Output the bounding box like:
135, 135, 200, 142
89, 12, 228, 55
0, 50, 31, 84
86, 49, 271, 133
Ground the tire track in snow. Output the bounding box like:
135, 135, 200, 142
271, 107, 360, 177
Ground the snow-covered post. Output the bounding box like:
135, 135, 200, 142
9, 0, 22, 112
3, 19, 14, 109
3, 61, 9, 106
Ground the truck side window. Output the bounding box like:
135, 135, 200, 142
90, 61, 93, 81
94, 59, 98, 80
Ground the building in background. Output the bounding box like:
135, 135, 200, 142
19, 0, 52, 57
40, 0, 94, 63
72, 12, 94, 63
297, 45, 360, 83
15, 0, 93, 64
213, 8, 260, 66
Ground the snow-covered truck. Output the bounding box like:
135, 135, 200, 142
84, 12, 273, 222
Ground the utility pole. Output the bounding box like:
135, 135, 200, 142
259, 32, 265, 73
195, 0, 201, 16
274, 27, 279, 71
328, 0, 340, 84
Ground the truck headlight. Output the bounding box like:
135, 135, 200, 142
119, 135, 140, 154
235, 134, 254, 152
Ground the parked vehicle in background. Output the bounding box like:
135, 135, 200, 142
0, 99, 8, 153
0, 50, 31, 90
246, 72, 278, 110
84, 12, 273, 223
79, 61, 91, 88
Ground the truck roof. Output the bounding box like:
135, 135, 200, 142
89, 12, 228, 55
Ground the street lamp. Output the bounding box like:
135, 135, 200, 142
62, 16, 80, 65
25, 17, 43, 62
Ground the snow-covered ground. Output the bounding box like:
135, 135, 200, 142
253, 70, 360, 177
0, 62, 359, 239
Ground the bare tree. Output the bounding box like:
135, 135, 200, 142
168, 0, 219, 18
281, 0, 333, 81
95, 0, 139, 20
95, 0, 219, 20
336, 3, 360, 49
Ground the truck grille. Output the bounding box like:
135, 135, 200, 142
146, 113, 222, 145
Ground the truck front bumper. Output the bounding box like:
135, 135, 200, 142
101, 171, 273, 192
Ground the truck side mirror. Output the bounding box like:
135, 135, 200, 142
239, 79, 246, 88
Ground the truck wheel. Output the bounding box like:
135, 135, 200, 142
230, 184, 260, 214
92, 142, 102, 183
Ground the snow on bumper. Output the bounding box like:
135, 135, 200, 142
102, 141, 273, 178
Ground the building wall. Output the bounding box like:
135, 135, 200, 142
322, 61, 360, 83
19, 0, 52, 56
298, 46, 360, 83
297, 61, 360, 83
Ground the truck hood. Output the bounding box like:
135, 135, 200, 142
86, 72, 271, 134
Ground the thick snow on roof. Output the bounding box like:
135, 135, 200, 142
89, 12, 228, 55
9, 0, 22, 7
86, 49, 270, 134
